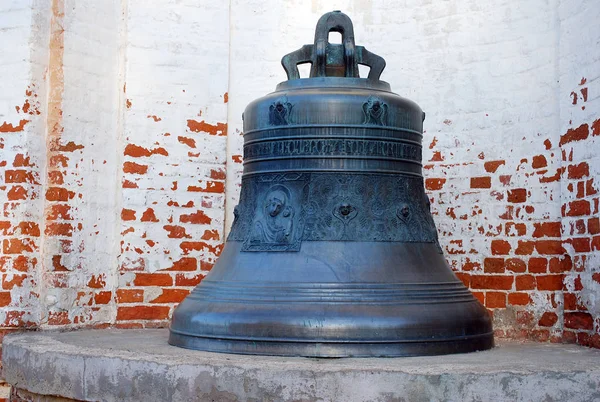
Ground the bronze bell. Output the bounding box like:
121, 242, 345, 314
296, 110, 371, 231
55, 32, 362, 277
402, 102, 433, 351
169, 11, 494, 357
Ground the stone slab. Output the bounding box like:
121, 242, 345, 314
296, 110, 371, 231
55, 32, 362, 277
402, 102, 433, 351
3, 329, 600, 402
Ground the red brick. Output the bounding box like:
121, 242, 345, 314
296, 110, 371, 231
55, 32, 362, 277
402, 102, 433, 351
515, 241, 535, 255
508, 292, 530, 306
117, 306, 170, 321
48, 311, 71, 326
163, 225, 191, 239
567, 162, 589, 179
45, 187, 73, 202
564, 312, 594, 330
484, 160, 505, 173
200, 261, 214, 271
180, 241, 222, 255
0, 222, 12, 236
470, 177, 491, 189
576, 181, 586, 198
455, 272, 470, 287
499, 206, 514, 220
560, 123, 588, 146
572, 219, 586, 235
122, 179, 138, 188
187, 181, 225, 193
12, 154, 34, 167
577, 333, 600, 349
87, 275, 106, 289
485, 292, 506, 308
201, 230, 220, 241
532, 222, 562, 238
470, 275, 514, 290
505, 258, 526, 273
163, 257, 197, 271
133, 273, 173, 286
44, 222, 73, 237
588, 217, 600, 234
4, 170, 38, 184
573, 275, 584, 291
94, 291, 113, 305
12, 256, 37, 272
536, 274, 565, 291
561, 331, 578, 344
7, 185, 28, 200
180, 210, 211, 224
462, 258, 481, 271
564, 293, 585, 311
425, 178, 446, 191
430, 151, 444, 161
592, 235, 600, 251
491, 240, 511, 255
531, 155, 547, 169
121, 209, 136, 221
505, 222, 526, 236
140, 208, 159, 222
175, 273, 204, 286
116, 289, 144, 303
123, 161, 148, 175
15, 222, 40, 237
548, 256, 572, 273
0, 292, 11, 307
528, 257, 547, 273
538, 311, 558, 327
587, 179, 598, 196
150, 289, 190, 303
567, 237, 590, 253
469, 291, 484, 305
483, 258, 505, 273
3, 239, 35, 254
499, 175, 511, 186
507, 188, 527, 203
2, 274, 27, 290
535, 240, 565, 255
48, 171, 64, 185
516, 275, 536, 290
566, 200, 590, 217
47, 204, 72, 221
540, 169, 561, 183
124, 144, 168, 158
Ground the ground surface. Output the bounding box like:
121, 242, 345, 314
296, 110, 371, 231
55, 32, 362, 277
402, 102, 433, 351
3, 329, 600, 401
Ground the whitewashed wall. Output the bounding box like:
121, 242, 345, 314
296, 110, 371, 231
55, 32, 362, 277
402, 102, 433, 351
0, 1, 599, 375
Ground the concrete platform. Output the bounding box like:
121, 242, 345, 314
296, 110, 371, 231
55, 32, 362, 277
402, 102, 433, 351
2, 329, 600, 402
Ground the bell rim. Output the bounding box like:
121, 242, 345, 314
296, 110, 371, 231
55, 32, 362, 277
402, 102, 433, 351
168, 331, 495, 358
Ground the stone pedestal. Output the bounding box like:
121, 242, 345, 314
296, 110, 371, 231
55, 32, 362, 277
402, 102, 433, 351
2, 329, 600, 401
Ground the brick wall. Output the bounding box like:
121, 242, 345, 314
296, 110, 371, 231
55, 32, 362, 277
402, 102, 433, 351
0, 3, 599, 397
556, 0, 600, 346
115, 0, 229, 328
0, 1, 48, 398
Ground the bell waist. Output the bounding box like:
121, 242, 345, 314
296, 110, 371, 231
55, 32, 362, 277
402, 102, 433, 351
228, 172, 440, 249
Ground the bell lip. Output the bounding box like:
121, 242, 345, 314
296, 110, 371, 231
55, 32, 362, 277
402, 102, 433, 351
168, 330, 495, 358
275, 77, 393, 93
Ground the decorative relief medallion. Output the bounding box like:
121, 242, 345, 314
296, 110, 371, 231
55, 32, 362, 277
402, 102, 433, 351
229, 173, 439, 249
363, 96, 388, 126
230, 173, 308, 251
269, 96, 293, 126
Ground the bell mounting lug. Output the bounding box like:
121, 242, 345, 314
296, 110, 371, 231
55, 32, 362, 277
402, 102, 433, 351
281, 11, 386, 81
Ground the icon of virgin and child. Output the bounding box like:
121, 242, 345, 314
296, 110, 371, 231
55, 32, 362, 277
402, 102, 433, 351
248, 185, 295, 245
